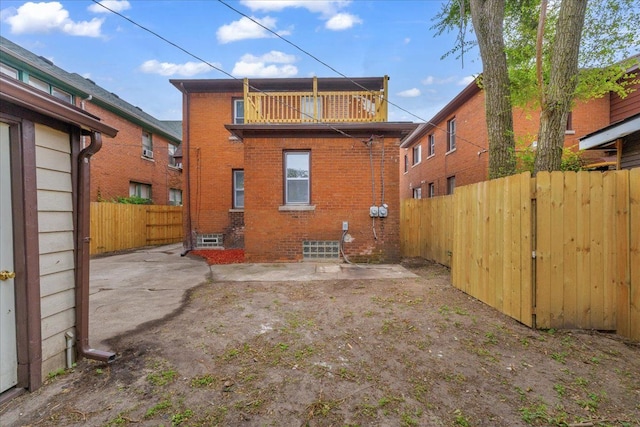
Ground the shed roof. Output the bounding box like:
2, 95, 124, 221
579, 113, 640, 150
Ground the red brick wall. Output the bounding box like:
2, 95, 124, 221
244, 135, 401, 263
82, 103, 182, 204
400, 91, 611, 200
186, 92, 244, 235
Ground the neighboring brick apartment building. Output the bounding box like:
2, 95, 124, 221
580, 59, 640, 169
0, 37, 182, 205
171, 77, 417, 262
399, 77, 610, 199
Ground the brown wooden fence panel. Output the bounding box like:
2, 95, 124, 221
451, 173, 534, 327
401, 196, 453, 267
90, 203, 182, 255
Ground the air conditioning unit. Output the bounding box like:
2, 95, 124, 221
142, 148, 154, 159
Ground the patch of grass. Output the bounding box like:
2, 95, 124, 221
147, 368, 178, 386
574, 377, 589, 387
520, 402, 549, 424
307, 398, 340, 418
191, 374, 215, 388
551, 351, 568, 364
484, 332, 498, 345
171, 408, 193, 425
576, 392, 603, 413
553, 383, 566, 397
46, 368, 68, 380
223, 348, 240, 360
453, 409, 471, 426
144, 399, 172, 418
520, 337, 530, 347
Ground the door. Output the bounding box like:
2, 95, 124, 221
0, 121, 18, 393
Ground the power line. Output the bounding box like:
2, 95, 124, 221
216, 0, 486, 150
89, 0, 364, 142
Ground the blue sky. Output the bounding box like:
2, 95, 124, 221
0, 0, 481, 121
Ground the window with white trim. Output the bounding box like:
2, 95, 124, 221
412, 144, 421, 165
233, 98, 244, 124
233, 169, 244, 208
142, 131, 153, 158
130, 182, 152, 200
404, 154, 409, 173
428, 134, 435, 157
447, 118, 456, 152
413, 187, 422, 199
169, 189, 182, 206
428, 183, 435, 198
168, 144, 177, 166
0, 63, 18, 79
285, 151, 310, 204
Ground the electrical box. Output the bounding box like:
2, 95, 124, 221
342, 221, 349, 231
378, 204, 388, 218
369, 206, 379, 217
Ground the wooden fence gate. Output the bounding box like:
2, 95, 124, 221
401, 170, 639, 341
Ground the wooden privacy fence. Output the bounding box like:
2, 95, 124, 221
400, 169, 639, 342
90, 203, 183, 255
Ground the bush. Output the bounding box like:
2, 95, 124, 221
112, 195, 153, 205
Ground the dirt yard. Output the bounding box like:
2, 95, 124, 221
2, 259, 639, 427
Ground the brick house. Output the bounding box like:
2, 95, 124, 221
580, 59, 640, 169
399, 78, 611, 199
0, 36, 183, 206
171, 77, 417, 262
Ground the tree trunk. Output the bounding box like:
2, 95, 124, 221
534, 0, 588, 173
469, 0, 516, 179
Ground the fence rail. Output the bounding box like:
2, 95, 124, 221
90, 203, 183, 255
400, 170, 639, 342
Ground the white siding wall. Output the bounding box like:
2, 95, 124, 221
34, 123, 76, 376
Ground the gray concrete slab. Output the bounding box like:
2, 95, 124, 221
88, 244, 417, 349
89, 244, 210, 349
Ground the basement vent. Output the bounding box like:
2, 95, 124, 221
196, 233, 223, 248
303, 240, 340, 260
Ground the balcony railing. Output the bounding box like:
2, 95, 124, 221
243, 77, 388, 124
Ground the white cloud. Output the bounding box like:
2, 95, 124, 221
88, 1, 131, 14
325, 13, 362, 31
4, 2, 103, 37
139, 59, 215, 77
217, 16, 289, 44
458, 75, 477, 86
397, 88, 421, 98
404, 38, 411, 44
240, 0, 350, 16
421, 75, 457, 85
232, 51, 298, 78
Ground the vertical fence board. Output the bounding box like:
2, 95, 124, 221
536, 173, 552, 328
629, 168, 640, 341
601, 173, 616, 329
614, 170, 630, 335
576, 172, 591, 328
563, 172, 578, 328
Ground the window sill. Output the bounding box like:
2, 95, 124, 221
168, 165, 182, 171
411, 161, 421, 168
565, 130, 576, 135
141, 156, 155, 162
229, 208, 244, 213
427, 154, 435, 159
446, 148, 456, 155
279, 205, 316, 212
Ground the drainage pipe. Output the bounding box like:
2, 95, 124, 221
75, 131, 116, 363
65, 331, 74, 369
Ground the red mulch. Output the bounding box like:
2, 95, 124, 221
191, 249, 245, 265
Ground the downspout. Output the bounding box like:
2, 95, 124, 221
179, 83, 194, 255
75, 131, 116, 363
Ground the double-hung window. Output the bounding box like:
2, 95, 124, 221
285, 151, 310, 204
447, 118, 456, 152
428, 134, 435, 157
233, 99, 245, 124
428, 183, 435, 198
404, 154, 409, 173
413, 187, 422, 199
168, 144, 177, 167
130, 182, 152, 200
169, 189, 182, 206
412, 144, 421, 166
233, 170, 244, 209
142, 131, 153, 158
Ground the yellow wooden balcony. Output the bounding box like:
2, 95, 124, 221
243, 76, 388, 124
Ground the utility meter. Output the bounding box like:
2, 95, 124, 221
378, 204, 388, 218
369, 206, 379, 217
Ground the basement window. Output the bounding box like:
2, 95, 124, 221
303, 241, 340, 260
196, 233, 223, 248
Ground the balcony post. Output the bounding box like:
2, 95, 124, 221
382, 75, 389, 121
313, 76, 318, 121
243, 77, 249, 122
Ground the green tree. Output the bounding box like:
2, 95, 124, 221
433, 0, 640, 175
